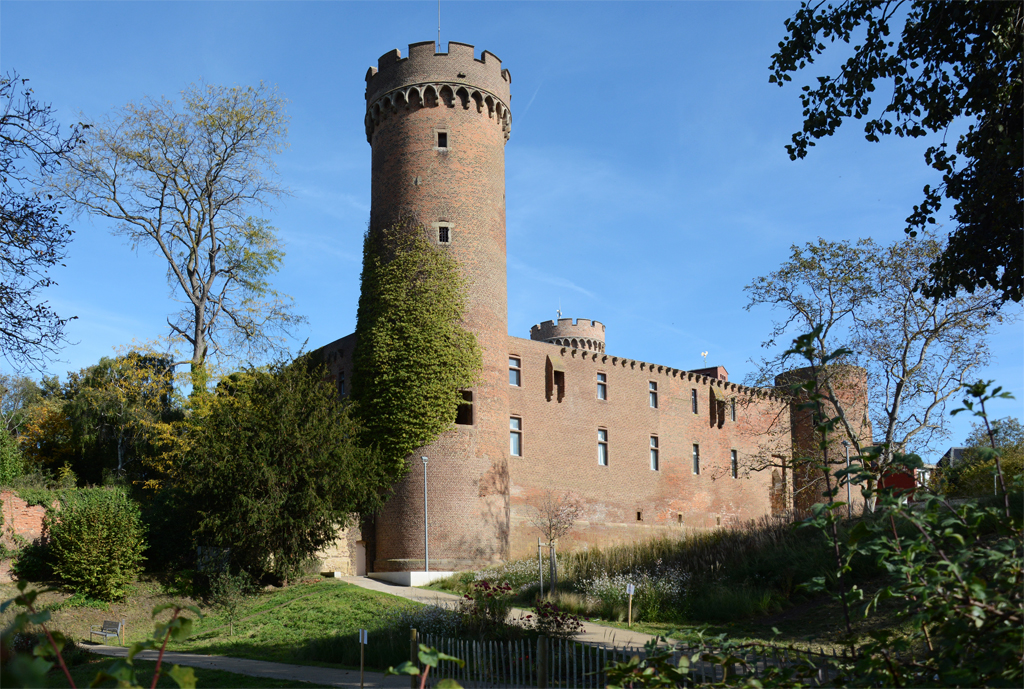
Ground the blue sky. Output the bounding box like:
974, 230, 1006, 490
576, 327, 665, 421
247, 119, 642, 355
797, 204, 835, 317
3, 1, 1021, 455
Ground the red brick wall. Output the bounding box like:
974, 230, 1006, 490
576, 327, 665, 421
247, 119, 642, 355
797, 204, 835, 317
505, 338, 791, 559
1, 490, 53, 547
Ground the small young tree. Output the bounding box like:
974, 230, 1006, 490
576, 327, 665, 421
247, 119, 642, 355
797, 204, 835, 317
530, 490, 584, 591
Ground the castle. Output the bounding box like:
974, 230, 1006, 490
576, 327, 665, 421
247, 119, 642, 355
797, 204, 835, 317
316, 42, 870, 575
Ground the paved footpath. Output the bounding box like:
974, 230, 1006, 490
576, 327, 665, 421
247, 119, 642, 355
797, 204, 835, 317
85, 577, 664, 688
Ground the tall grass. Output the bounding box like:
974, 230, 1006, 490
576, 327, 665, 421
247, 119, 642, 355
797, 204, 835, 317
437, 515, 836, 625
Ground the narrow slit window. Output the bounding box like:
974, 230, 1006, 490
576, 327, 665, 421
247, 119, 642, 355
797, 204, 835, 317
337, 371, 346, 397
455, 390, 473, 425
650, 436, 659, 471
437, 131, 448, 148
510, 417, 522, 456
731, 398, 737, 422
692, 443, 701, 475
637, 511, 643, 522
597, 372, 607, 400
649, 381, 658, 409
691, 389, 699, 414
598, 428, 608, 466
509, 357, 521, 386
553, 370, 565, 401
731, 449, 738, 479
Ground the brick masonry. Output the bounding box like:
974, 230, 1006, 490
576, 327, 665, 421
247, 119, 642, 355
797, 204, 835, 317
316, 42, 871, 572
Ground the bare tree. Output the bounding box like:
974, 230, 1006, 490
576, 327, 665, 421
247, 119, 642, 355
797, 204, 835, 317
59, 81, 303, 388
1, 72, 84, 370
745, 230, 1012, 472
531, 490, 583, 592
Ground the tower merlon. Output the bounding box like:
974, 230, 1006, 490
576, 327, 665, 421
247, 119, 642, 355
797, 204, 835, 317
366, 41, 512, 110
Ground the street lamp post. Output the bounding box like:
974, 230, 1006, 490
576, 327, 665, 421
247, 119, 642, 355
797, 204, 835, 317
842, 440, 851, 519
421, 456, 429, 572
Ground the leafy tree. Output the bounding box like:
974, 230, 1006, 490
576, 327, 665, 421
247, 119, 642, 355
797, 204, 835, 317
0, 72, 84, 369
181, 354, 390, 582
945, 415, 1024, 496
67, 351, 178, 483
351, 216, 481, 472
0, 372, 42, 434
0, 424, 24, 485
60, 82, 303, 388
770, 1, 1022, 304
745, 231, 1007, 473
16, 352, 179, 486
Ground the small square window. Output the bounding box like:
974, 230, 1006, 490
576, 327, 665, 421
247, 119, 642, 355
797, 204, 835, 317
510, 417, 522, 456
731, 449, 738, 479
649, 381, 658, 409
597, 372, 607, 400
692, 444, 701, 475
650, 436, 659, 471
691, 389, 699, 414
598, 428, 608, 466
509, 357, 521, 386
438, 226, 450, 243
437, 131, 448, 148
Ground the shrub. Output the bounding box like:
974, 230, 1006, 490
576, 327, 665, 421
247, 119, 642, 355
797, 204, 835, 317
45, 488, 147, 600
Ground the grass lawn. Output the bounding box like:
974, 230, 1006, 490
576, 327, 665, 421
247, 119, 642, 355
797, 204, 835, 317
2, 577, 422, 675
169, 579, 421, 666
61, 655, 333, 688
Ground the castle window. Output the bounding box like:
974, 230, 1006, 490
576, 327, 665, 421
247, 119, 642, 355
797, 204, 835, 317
692, 444, 701, 475
598, 428, 608, 466
649, 381, 658, 409
337, 370, 345, 397
509, 357, 521, 386
432, 222, 453, 245
597, 372, 607, 400
510, 417, 522, 456
731, 398, 737, 422
436, 130, 448, 149
731, 449, 738, 479
650, 436, 659, 471
691, 389, 699, 414
456, 390, 474, 426
553, 370, 565, 401
637, 511, 643, 522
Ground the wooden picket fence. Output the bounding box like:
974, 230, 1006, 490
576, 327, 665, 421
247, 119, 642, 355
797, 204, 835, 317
418, 632, 851, 688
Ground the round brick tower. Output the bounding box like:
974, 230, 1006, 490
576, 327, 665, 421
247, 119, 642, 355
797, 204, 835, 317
364, 41, 512, 572
776, 365, 872, 513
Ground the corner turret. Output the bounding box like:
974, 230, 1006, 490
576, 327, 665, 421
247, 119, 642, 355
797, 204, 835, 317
530, 318, 606, 353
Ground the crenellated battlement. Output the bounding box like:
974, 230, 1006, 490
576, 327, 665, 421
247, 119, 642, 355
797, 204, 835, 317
531, 318, 606, 353
364, 41, 512, 143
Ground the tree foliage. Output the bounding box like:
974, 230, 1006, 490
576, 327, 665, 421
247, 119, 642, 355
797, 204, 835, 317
60, 82, 303, 387
771, 1, 1023, 304
15, 351, 179, 486
181, 354, 389, 581
351, 217, 482, 472
745, 231, 1007, 470
0, 72, 84, 369
0, 372, 42, 435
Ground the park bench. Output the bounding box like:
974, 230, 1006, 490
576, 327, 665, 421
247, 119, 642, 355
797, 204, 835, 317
89, 619, 124, 645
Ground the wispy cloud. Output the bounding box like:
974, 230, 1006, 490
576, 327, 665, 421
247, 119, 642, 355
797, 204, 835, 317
509, 256, 596, 298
